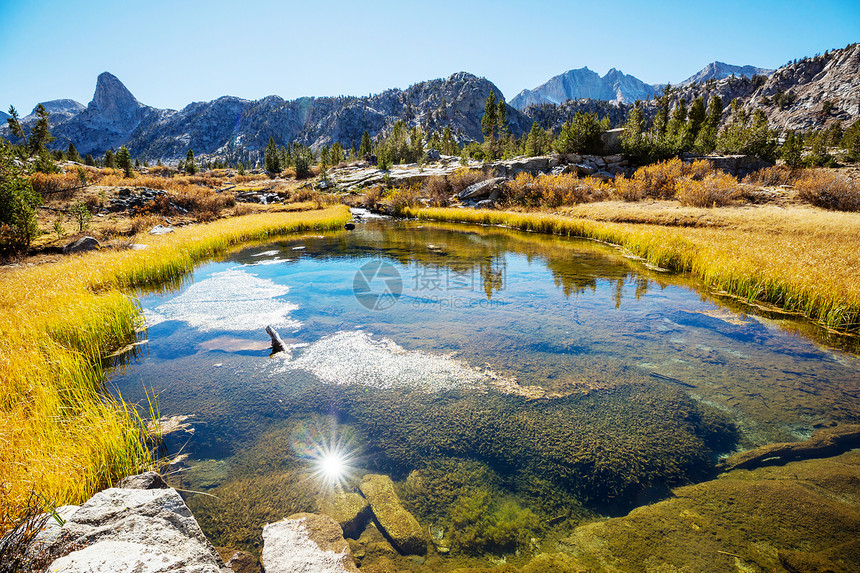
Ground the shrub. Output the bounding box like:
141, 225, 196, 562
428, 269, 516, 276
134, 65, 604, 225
362, 186, 383, 210
382, 186, 421, 215
171, 188, 235, 222
129, 214, 160, 235
675, 173, 741, 207
612, 158, 716, 202
422, 176, 451, 207
68, 201, 92, 232
743, 165, 798, 187
795, 170, 860, 211
504, 173, 609, 208
30, 171, 80, 197
448, 168, 487, 195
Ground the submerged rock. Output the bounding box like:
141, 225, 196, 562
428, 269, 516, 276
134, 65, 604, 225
261, 513, 358, 573
317, 492, 371, 539
557, 451, 860, 572
719, 423, 860, 471
359, 474, 427, 555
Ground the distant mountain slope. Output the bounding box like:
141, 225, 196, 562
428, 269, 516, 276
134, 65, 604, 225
680, 62, 774, 86
511, 67, 658, 109
652, 43, 860, 132
1, 72, 529, 162
23, 99, 85, 122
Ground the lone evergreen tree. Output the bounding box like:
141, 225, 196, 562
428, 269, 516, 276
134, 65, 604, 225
30, 104, 55, 156
104, 149, 116, 169
67, 142, 82, 163
185, 149, 197, 175
359, 130, 372, 157
116, 146, 133, 177
265, 136, 281, 174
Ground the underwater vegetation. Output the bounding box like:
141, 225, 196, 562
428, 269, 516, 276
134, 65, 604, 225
283, 376, 738, 509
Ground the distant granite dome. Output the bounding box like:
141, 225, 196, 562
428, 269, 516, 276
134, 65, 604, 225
89, 72, 143, 122
680, 62, 774, 86
25, 99, 85, 119
510, 67, 658, 109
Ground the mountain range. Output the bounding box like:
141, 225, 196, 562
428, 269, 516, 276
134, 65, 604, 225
2, 45, 856, 162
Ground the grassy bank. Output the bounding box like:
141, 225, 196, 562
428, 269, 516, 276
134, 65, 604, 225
403, 206, 860, 334
0, 206, 350, 530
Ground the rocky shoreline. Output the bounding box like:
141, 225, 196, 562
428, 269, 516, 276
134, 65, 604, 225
13, 425, 860, 573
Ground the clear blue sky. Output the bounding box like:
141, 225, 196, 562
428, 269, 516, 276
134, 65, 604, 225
1, 0, 857, 113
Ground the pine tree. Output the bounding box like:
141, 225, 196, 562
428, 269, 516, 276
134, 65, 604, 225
6, 106, 28, 154
359, 130, 372, 157
67, 142, 82, 163
695, 95, 723, 153
687, 97, 707, 141
185, 149, 197, 175
265, 136, 281, 174
441, 126, 457, 156
116, 146, 133, 178
84, 154, 95, 166
481, 93, 497, 142
781, 132, 803, 167
104, 149, 116, 169
29, 104, 55, 156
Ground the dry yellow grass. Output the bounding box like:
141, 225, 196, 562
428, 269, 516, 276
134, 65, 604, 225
403, 205, 860, 333
0, 206, 350, 531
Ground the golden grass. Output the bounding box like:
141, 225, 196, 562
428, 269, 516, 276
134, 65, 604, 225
402, 206, 860, 333
0, 206, 350, 531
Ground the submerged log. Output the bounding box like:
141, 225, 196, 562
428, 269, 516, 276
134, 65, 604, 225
266, 325, 285, 353
719, 424, 860, 472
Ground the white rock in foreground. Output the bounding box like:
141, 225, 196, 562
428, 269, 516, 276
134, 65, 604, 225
46, 484, 226, 573
262, 513, 358, 573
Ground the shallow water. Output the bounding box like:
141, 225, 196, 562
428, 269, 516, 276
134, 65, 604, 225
111, 218, 860, 563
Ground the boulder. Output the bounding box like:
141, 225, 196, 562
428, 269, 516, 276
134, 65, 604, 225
149, 224, 174, 235
45, 485, 226, 572
63, 236, 100, 254
425, 148, 441, 162
359, 474, 427, 555
474, 199, 496, 209
572, 163, 596, 176
592, 171, 615, 181
115, 471, 168, 490
261, 513, 359, 573
317, 492, 372, 539
458, 177, 504, 200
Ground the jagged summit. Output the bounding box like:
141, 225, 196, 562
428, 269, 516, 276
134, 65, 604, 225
89, 72, 142, 120
680, 61, 774, 86
510, 67, 658, 109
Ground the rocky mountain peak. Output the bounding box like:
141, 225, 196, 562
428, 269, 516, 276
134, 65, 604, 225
90, 72, 142, 120
680, 61, 774, 86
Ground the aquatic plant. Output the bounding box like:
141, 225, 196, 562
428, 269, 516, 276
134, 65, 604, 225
402, 206, 860, 334
0, 206, 350, 531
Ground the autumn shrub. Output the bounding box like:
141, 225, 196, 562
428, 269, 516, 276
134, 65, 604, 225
129, 214, 161, 235
612, 158, 716, 201
423, 175, 451, 207
363, 186, 383, 210
504, 173, 610, 208
503, 173, 540, 208
675, 173, 741, 207
743, 165, 798, 187
172, 188, 236, 221
382, 186, 421, 215
795, 170, 860, 211
30, 172, 80, 196
449, 168, 487, 194
233, 174, 268, 184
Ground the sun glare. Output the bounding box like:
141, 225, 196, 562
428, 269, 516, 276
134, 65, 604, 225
292, 418, 362, 490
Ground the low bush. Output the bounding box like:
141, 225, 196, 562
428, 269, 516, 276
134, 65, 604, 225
422, 176, 451, 207
795, 170, 860, 211
613, 158, 716, 202
743, 165, 798, 187
503, 173, 610, 208
675, 173, 741, 207
448, 168, 487, 194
